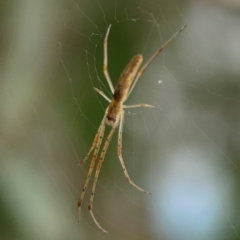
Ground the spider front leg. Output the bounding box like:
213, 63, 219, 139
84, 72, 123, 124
77, 121, 105, 219
118, 111, 151, 194
80, 129, 100, 166
88, 127, 116, 233
78, 109, 108, 219
80, 109, 108, 165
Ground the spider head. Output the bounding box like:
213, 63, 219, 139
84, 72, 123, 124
106, 103, 121, 128
106, 114, 120, 128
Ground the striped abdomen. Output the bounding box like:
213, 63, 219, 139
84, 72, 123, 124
106, 54, 143, 127
113, 54, 143, 103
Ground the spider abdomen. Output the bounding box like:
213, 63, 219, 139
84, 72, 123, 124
114, 54, 143, 103
106, 55, 142, 128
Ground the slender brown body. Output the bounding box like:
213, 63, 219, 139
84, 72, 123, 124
106, 54, 143, 127
78, 24, 186, 233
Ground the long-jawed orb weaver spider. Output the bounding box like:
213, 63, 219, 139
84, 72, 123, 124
78, 24, 186, 233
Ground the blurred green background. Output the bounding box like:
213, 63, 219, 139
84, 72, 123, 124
1, 0, 240, 239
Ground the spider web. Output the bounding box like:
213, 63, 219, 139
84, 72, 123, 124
1, 0, 240, 239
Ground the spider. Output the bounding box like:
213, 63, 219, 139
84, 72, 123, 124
78, 24, 186, 233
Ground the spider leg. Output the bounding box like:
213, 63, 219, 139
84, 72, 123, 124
78, 109, 108, 219
123, 103, 156, 109
88, 127, 116, 233
118, 111, 151, 194
80, 130, 100, 166
127, 25, 186, 98
80, 109, 108, 165
77, 121, 105, 219
94, 87, 111, 102
103, 24, 115, 94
